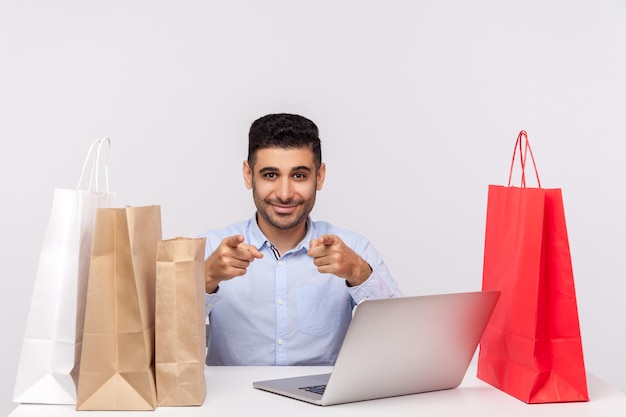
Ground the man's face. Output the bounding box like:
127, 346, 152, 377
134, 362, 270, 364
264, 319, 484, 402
244, 147, 325, 234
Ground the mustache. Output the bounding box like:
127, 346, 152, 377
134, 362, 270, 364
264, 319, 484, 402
266, 198, 304, 206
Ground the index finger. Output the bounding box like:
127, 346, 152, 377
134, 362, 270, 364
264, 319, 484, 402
237, 242, 263, 259
317, 234, 338, 246
222, 235, 245, 248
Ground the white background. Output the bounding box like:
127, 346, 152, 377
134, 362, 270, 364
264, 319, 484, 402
1, 1, 624, 415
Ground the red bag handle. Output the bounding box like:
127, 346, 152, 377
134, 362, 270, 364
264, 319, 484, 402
507, 130, 541, 188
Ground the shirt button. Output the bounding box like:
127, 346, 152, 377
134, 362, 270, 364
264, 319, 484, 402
277, 298, 284, 305
278, 261, 284, 266
278, 338, 284, 345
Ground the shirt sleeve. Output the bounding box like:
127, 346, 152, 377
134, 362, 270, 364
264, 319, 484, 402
347, 260, 403, 304
204, 292, 221, 317
199, 228, 230, 317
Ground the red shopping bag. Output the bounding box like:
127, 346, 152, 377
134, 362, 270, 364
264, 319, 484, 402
476, 131, 589, 403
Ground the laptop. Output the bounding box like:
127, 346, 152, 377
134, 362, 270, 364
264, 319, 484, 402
253, 290, 500, 406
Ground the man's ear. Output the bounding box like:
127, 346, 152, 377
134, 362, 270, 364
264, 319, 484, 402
243, 160, 253, 189
316, 162, 326, 191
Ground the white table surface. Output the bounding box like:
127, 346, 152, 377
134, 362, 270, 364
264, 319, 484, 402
9, 365, 626, 416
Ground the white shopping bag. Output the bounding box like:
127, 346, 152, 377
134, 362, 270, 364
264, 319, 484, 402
13, 138, 116, 405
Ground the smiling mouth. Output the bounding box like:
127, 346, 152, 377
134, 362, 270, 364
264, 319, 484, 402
268, 199, 303, 214
272, 204, 298, 214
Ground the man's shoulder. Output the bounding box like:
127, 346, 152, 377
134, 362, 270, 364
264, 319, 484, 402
198, 218, 253, 240
310, 219, 367, 242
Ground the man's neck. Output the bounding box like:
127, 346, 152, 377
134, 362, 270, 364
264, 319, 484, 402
256, 217, 307, 256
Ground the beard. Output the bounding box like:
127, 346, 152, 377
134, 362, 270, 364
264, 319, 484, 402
253, 192, 316, 232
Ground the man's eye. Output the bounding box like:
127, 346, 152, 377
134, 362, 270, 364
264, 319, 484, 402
264, 173, 277, 179
293, 173, 307, 180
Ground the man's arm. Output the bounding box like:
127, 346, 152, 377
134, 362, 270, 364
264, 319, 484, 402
308, 234, 373, 286
205, 234, 263, 293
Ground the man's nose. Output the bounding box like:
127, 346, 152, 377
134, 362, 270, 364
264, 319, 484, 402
277, 178, 293, 201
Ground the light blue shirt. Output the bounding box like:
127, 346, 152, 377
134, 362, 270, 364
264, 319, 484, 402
200, 216, 403, 366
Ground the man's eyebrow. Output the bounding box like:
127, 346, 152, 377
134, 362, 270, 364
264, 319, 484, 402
258, 166, 312, 174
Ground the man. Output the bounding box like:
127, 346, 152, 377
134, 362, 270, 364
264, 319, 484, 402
200, 113, 402, 366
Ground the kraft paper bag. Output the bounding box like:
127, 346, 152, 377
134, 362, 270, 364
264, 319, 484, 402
13, 138, 115, 405
76, 205, 162, 410
155, 237, 207, 406
477, 131, 588, 403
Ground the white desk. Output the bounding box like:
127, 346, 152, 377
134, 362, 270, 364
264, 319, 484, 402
9, 365, 626, 416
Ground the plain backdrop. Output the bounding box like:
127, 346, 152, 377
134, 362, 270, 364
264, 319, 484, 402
1, 1, 625, 415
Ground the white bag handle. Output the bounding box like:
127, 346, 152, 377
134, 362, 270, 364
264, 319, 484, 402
77, 137, 111, 192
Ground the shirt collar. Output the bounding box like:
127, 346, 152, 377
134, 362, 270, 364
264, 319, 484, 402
247, 214, 313, 254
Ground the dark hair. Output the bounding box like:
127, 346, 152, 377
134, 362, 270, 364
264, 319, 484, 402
248, 113, 322, 169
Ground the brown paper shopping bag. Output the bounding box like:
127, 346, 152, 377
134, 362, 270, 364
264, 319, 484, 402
155, 237, 207, 406
76, 205, 162, 410
14, 138, 115, 405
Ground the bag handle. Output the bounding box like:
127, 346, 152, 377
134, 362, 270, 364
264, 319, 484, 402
507, 130, 541, 188
77, 137, 111, 192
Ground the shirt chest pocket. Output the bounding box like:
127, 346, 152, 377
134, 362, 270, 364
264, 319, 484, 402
296, 283, 349, 337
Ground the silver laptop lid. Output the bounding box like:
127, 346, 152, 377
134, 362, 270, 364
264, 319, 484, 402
320, 290, 500, 405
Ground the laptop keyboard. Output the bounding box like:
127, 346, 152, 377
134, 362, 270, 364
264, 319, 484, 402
299, 384, 326, 396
